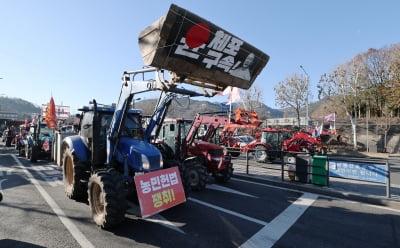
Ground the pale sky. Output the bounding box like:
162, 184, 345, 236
1, 0, 399, 113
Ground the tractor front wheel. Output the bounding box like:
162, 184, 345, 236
214, 163, 234, 183
88, 168, 127, 229
164, 159, 191, 197
29, 146, 38, 162
184, 157, 208, 191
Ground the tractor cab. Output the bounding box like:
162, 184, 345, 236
259, 128, 293, 151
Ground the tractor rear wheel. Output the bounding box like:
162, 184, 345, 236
184, 157, 208, 191
62, 147, 89, 200
88, 168, 127, 229
18, 145, 24, 157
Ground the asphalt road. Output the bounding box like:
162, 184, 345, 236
1, 144, 400, 248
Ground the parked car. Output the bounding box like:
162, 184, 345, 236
234, 135, 255, 147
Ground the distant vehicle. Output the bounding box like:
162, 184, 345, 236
4, 129, 15, 147
234, 135, 254, 147
16, 124, 29, 157
25, 122, 54, 162
245, 128, 293, 163
246, 128, 327, 163
60, 125, 75, 134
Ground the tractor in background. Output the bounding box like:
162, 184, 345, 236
156, 113, 234, 191
246, 128, 327, 163
25, 121, 54, 162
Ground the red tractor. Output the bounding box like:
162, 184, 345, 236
245, 128, 327, 163
157, 113, 233, 191
282, 131, 328, 155
245, 128, 293, 163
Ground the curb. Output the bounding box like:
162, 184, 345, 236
233, 174, 400, 210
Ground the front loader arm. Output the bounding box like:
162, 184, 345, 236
107, 67, 217, 164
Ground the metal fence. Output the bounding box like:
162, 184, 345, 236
227, 147, 397, 199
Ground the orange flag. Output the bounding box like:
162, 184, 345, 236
45, 97, 57, 130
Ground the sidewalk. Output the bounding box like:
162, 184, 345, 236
231, 156, 400, 210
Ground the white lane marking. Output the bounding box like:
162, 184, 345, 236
240, 192, 318, 248
126, 202, 185, 234
144, 215, 186, 234
11, 155, 95, 248
206, 184, 258, 198
232, 177, 297, 192
188, 197, 268, 226
34, 170, 63, 187
0, 168, 14, 176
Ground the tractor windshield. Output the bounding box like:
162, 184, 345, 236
37, 123, 54, 140
121, 113, 144, 140
181, 121, 192, 138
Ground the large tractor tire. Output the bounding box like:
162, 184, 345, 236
254, 145, 268, 163
164, 159, 191, 197
184, 157, 208, 191
154, 143, 191, 196
88, 168, 127, 229
214, 163, 234, 183
62, 147, 89, 200
29, 146, 38, 163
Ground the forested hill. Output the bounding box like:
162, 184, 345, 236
0, 96, 41, 119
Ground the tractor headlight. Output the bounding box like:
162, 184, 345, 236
159, 152, 164, 168
141, 154, 150, 170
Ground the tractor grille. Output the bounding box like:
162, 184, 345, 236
209, 149, 223, 157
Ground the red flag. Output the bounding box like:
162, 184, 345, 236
45, 97, 57, 130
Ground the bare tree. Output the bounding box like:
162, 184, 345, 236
318, 60, 364, 150
274, 73, 308, 127
240, 85, 264, 112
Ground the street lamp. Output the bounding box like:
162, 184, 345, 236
299, 65, 309, 128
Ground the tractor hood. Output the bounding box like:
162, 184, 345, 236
118, 137, 162, 171
193, 140, 223, 151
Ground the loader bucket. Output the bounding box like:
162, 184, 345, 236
138, 4, 269, 91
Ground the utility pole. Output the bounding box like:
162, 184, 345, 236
299, 65, 309, 129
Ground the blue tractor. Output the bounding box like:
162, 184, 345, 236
59, 68, 213, 228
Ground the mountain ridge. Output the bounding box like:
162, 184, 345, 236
1, 96, 329, 121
